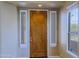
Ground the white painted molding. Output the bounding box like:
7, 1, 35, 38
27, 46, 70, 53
67, 50, 78, 58
20, 44, 26, 48
50, 44, 56, 48
28, 9, 48, 11
66, 2, 78, 10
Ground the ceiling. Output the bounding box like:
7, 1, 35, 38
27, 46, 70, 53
7, 1, 65, 9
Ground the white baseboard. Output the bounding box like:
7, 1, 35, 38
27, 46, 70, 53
48, 56, 60, 58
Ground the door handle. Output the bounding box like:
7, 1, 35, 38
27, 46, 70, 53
30, 39, 32, 42
30, 37, 32, 42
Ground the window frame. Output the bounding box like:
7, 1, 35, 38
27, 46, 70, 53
67, 2, 79, 57
19, 10, 27, 48
49, 11, 57, 47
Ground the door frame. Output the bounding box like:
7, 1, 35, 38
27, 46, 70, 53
28, 9, 49, 58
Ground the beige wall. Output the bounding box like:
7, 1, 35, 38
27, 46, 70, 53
58, 1, 79, 58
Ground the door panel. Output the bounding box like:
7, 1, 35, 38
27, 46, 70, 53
30, 11, 47, 58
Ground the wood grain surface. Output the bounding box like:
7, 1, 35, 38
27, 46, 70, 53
30, 11, 47, 58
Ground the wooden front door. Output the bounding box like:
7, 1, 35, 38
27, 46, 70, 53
30, 11, 47, 58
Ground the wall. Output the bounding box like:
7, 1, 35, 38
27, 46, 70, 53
0, 2, 18, 57
0, 2, 1, 57
58, 1, 79, 58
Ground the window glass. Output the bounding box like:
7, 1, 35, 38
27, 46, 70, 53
68, 6, 79, 56
68, 34, 79, 55
21, 12, 26, 44
70, 8, 78, 32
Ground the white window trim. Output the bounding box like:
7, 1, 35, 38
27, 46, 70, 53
49, 11, 57, 47
66, 2, 79, 58
66, 2, 78, 10
19, 10, 27, 48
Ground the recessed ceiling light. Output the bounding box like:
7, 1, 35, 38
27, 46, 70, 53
38, 4, 42, 7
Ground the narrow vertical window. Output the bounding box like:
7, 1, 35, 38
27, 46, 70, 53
20, 10, 27, 48
49, 11, 57, 47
